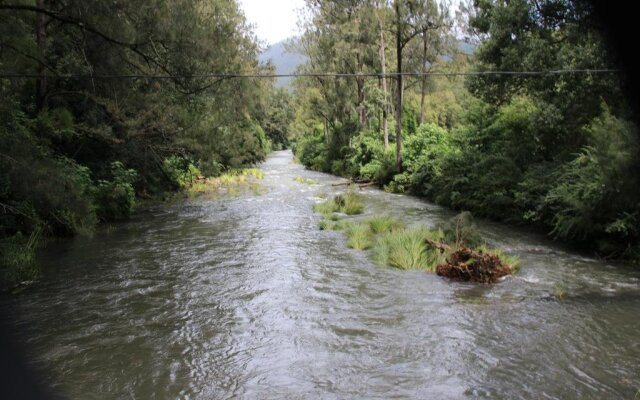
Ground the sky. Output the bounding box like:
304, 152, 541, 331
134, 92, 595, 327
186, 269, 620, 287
239, 0, 305, 45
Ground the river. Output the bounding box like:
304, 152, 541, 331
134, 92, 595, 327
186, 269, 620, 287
1, 150, 639, 399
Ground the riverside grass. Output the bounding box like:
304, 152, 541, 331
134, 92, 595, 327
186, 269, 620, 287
187, 168, 264, 198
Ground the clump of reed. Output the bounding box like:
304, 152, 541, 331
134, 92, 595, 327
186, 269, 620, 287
313, 191, 364, 215
366, 215, 404, 234
374, 228, 447, 271
346, 224, 374, 250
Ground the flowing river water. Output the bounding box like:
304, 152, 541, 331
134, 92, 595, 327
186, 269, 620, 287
1, 150, 639, 399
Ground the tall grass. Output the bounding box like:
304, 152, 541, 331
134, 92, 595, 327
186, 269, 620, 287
366, 215, 404, 234
374, 228, 446, 271
313, 191, 364, 215
346, 224, 373, 250
313, 198, 340, 214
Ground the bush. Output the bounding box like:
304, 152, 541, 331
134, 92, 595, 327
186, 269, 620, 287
544, 109, 640, 255
163, 155, 202, 188
95, 161, 138, 221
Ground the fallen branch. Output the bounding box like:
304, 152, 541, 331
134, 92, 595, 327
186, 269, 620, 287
357, 182, 377, 189
425, 238, 450, 253
331, 181, 353, 187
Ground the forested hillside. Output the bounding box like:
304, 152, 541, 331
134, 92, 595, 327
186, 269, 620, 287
291, 0, 640, 261
259, 39, 307, 89
0, 0, 287, 284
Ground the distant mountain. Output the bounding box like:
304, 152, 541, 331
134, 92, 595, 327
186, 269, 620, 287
259, 39, 307, 90
457, 40, 477, 55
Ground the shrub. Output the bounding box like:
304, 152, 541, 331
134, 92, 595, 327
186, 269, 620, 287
95, 161, 137, 221
163, 155, 202, 188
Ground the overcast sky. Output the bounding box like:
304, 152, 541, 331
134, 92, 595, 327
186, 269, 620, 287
239, 0, 305, 45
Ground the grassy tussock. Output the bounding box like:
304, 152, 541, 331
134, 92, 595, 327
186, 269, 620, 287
346, 224, 373, 250
313, 191, 364, 215
366, 215, 404, 234
374, 228, 446, 271
313, 198, 340, 214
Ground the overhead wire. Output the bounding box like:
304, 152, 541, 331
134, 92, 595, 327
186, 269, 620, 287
0, 69, 622, 80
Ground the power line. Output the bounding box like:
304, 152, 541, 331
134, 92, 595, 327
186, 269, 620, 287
0, 69, 621, 80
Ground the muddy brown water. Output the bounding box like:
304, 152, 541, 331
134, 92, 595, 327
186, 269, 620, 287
2, 150, 639, 399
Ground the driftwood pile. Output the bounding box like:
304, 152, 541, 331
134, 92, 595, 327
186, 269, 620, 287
436, 247, 511, 284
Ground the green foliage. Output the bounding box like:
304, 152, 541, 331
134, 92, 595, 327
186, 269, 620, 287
262, 89, 295, 149
544, 109, 639, 255
163, 156, 202, 189
401, 123, 453, 195
1, 0, 281, 283
94, 162, 137, 221
295, 127, 329, 172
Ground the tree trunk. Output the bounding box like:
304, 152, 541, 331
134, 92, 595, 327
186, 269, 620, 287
380, 23, 389, 151
419, 33, 428, 125
323, 119, 329, 145
394, 1, 403, 172
35, 0, 47, 111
